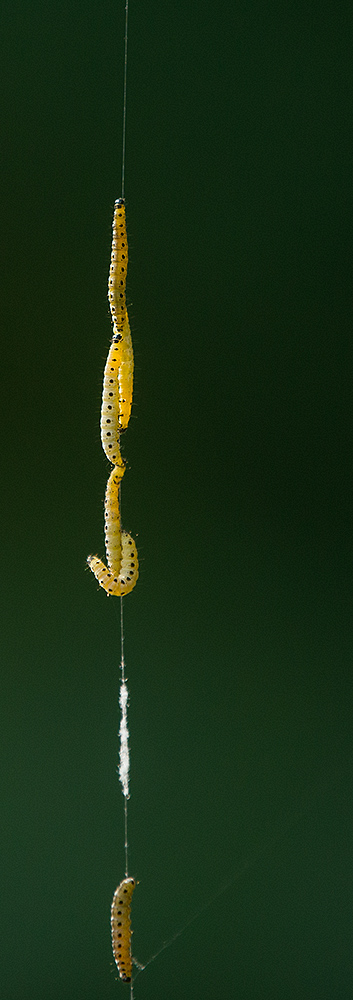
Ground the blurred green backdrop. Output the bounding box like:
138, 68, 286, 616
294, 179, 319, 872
1, 0, 353, 997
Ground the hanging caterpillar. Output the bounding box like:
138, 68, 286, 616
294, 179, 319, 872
111, 877, 136, 982
101, 198, 134, 457
108, 198, 128, 330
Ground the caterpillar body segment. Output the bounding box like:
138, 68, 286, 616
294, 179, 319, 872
87, 532, 138, 597
87, 554, 121, 596
111, 877, 136, 982
101, 315, 134, 452
100, 353, 123, 464
119, 532, 139, 594
101, 316, 134, 445
108, 198, 128, 331
113, 316, 133, 432
104, 464, 124, 574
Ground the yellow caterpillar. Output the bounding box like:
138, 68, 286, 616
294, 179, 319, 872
108, 198, 128, 329
87, 531, 138, 597
111, 877, 136, 982
101, 199, 134, 455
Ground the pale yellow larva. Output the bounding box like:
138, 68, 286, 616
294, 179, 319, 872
111, 877, 136, 982
87, 531, 138, 597
104, 462, 125, 574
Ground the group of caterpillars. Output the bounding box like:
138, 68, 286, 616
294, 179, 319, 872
87, 200, 138, 982
87, 199, 139, 598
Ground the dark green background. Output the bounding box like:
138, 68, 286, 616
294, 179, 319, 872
1, 1, 352, 997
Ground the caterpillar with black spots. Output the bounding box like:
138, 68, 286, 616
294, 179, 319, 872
111, 877, 136, 982
87, 532, 138, 598
87, 459, 138, 596
108, 198, 128, 330
101, 198, 134, 459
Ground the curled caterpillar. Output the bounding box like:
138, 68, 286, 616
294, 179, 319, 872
87, 531, 138, 597
111, 877, 136, 982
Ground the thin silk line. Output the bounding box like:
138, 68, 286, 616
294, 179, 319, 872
119, 478, 129, 879
121, 0, 129, 198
